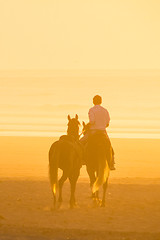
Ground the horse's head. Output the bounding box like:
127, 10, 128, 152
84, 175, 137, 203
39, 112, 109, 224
67, 114, 80, 139
82, 121, 90, 135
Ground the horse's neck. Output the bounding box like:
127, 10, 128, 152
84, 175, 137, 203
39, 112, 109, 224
67, 128, 79, 140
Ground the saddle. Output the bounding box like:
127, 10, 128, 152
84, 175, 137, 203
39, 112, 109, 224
59, 135, 83, 167
88, 131, 109, 147
87, 131, 114, 169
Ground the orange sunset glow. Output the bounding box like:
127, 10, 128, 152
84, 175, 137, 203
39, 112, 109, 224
0, 1, 160, 239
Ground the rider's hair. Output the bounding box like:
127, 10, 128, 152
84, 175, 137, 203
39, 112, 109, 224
93, 95, 102, 105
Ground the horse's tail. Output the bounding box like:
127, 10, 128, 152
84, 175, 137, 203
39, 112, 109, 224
92, 148, 110, 194
49, 142, 59, 205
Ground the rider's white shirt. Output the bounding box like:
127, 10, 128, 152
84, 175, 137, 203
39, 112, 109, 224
88, 105, 110, 130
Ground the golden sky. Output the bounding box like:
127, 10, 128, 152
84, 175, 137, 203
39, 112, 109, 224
0, 0, 160, 70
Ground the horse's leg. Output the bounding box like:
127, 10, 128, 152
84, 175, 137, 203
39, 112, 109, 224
69, 169, 80, 209
52, 191, 56, 209
101, 177, 109, 207
86, 167, 96, 189
95, 171, 100, 201
86, 167, 96, 198
58, 172, 68, 208
87, 167, 101, 207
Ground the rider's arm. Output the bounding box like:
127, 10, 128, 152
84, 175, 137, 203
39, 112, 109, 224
105, 109, 110, 128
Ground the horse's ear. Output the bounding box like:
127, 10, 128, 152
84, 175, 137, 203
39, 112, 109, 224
68, 115, 71, 121
75, 114, 78, 120
82, 121, 85, 127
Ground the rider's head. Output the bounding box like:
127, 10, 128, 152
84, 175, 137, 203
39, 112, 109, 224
93, 95, 102, 105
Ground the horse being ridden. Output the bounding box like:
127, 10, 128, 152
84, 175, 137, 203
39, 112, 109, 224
82, 122, 112, 207
49, 114, 82, 209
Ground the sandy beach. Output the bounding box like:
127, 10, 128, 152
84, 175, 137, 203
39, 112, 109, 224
0, 178, 160, 240
0, 136, 160, 239
1, 0, 160, 238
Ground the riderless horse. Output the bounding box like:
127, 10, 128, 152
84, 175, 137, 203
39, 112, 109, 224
49, 115, 82, 209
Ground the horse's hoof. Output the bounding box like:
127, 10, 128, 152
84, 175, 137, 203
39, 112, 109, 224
73, 203, 80, 209
57, 201, 62, 209
70, 203, 78, 209
100, 202, 105, 207
97, 199, 102, 205
51, 206, 56, 211
92, 199, 99, 208
74, 202, 78, 206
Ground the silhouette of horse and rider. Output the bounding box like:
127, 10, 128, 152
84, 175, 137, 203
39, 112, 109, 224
49, 95, 115, 209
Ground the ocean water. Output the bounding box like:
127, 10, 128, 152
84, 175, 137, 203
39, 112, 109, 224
0, 70, 160, 139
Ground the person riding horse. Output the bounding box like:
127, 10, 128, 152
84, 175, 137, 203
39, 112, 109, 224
80, 95, 115, 170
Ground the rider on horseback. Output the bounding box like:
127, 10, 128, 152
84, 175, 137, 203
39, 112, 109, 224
80, 95, 115, 170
